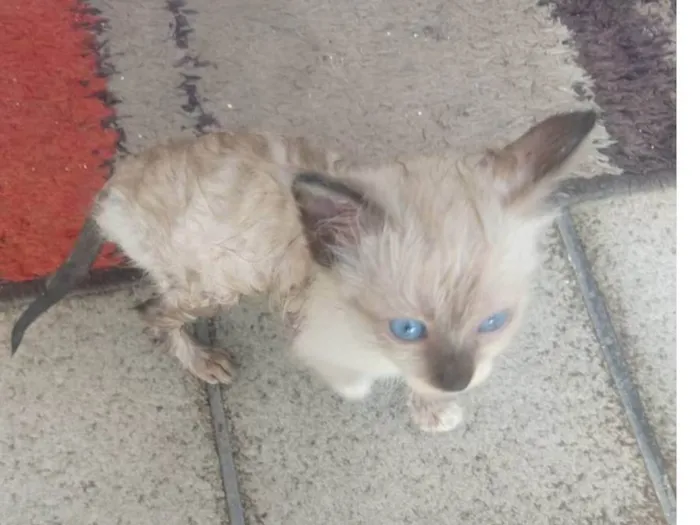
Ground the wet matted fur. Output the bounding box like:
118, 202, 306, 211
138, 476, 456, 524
11, 111, 596, 432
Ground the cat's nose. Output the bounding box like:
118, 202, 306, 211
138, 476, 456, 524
432, 367, 473, 392
429, 353, 474, 393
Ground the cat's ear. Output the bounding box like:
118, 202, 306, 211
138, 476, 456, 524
292, 172, 385, 267
483, 110, 597, 207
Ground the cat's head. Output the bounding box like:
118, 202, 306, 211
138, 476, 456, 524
292, 111, 596, 397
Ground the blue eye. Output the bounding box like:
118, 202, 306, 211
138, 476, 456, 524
477, 311, 510, 333
389, 318, 427, 341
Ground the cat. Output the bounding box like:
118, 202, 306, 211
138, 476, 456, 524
11, 110, 596, 432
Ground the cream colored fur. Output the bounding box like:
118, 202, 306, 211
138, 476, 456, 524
89, 112, 595, 432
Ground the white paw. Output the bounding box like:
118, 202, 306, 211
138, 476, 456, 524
334, 379, 374, 401
189, 348, 234, 385
409, 397, 463, 433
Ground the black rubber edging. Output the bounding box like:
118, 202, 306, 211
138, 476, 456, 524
555, 169, 676, 208
556, 209, 676, 525
0, 167, 675, 306
193, 318, 247, 525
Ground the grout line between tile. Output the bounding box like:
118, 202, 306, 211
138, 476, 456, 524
556, 209, 676, 525
195, 318, 247, 525
207, 383, 247, 525
552, 170, 675, 209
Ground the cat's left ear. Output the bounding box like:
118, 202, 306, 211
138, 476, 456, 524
292, 172, 385, 267
483, 110, 597, 207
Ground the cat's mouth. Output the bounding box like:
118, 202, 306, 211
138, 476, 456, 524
407, 358, 494, 397
405, 377, 467, 399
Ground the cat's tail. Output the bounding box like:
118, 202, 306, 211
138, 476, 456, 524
11, 214, 104, 355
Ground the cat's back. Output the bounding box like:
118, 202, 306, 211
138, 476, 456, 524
103, 131, 336, 211
95, 131, 340, 295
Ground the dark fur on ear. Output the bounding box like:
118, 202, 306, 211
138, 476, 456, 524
291, 172, 384, 267
488, 110, 597, 206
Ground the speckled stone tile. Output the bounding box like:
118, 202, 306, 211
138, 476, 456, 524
216, 231, 664, 525
0, 290, 226, 525
571, 189, 676, 486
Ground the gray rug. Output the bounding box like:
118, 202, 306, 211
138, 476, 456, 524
0, 0, 676, 300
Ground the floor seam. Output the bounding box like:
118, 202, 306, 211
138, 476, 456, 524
195, 318, 247, 525
553, 170, 675, 208
556, 209, 676, 525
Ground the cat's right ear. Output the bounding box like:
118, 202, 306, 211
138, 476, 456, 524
292, 172, 385, 267
483, 110, 597, 209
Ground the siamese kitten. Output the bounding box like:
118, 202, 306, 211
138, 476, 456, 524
11, 111, 596, 432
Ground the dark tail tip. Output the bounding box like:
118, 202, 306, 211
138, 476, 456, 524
10, 295, 52, 356
10, 324, 23, 356
8, 216, 104, 356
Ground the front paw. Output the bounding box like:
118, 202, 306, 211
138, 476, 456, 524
189, 347, 235, 385
408, 393, 463, 433
334, 378, 374, 401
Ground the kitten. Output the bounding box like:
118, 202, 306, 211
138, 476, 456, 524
11, 111, 596, 432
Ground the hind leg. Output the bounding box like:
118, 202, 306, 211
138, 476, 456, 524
135, 294, 235, 384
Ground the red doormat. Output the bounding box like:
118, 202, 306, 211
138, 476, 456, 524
0, 0, 124, 293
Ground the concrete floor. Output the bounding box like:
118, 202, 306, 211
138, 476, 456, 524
0, 190, 677, 525
0, 292, 227, 525
572, 191, 677, 487
0, 0, 675, 523
214, 223, 671, 525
